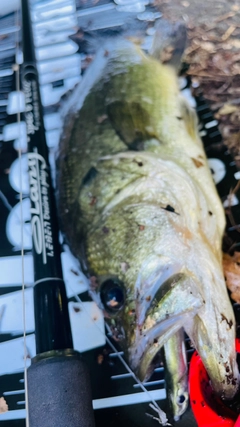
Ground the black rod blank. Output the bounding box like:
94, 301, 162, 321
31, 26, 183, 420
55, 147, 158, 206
21, 0, 73, 355
21, 1, 95, 426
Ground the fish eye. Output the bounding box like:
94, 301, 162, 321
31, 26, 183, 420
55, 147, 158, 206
100, 279, 125, 313
178, 395, 186, 404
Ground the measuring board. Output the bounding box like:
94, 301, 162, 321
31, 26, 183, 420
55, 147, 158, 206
0, 1, 239, 426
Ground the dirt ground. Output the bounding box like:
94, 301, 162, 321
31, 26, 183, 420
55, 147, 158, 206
156, 0, 240, 166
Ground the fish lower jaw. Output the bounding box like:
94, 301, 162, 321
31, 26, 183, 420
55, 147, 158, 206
130, 319, 189, 382
137, 357, 160, 383
129, 341, 163, 383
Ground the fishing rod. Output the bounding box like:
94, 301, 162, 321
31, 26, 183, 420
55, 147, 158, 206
20, 1, 95, 426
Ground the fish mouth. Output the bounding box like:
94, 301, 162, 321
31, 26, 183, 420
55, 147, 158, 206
134, 313, 194, 382
128, 272, 204, 382
128, 310, 200, 382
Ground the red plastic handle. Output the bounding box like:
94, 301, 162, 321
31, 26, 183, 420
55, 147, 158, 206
235, 418, 240, 427
189, 339, 240, 427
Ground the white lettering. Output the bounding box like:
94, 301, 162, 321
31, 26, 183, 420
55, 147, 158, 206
31, 215, 42, 255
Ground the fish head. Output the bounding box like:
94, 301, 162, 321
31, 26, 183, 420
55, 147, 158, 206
87, 207, 239, 398
78, 152, 237, 396
79, 152, 204, 382
85, 201, 203, 381
89, 252, 202, 382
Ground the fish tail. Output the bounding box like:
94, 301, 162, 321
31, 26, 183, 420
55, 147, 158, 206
150, 20, 187, 72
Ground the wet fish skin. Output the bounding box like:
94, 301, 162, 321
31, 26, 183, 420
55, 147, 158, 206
57, 39, 239, 401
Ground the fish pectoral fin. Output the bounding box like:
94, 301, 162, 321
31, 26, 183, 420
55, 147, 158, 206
107, 100, 156, 148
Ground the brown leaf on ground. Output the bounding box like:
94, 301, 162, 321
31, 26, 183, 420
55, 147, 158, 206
217, 104, 239, 116
155, 0, 240, 161
223, 252, 240, 304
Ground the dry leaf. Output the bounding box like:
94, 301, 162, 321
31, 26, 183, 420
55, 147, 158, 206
200, 41, 216, 53
155, 0, 240, 165
232, 53, 240, 62
160, 45, 175, 63
218, 104, 239, 115
223, 252, 240, 304
232, 63, 240, 75
0, 397, 8, 414
212, 53, 229, 71
228, 39, 240, 49
231, 107, 240, 119
191, 158, 204, 168
222, 42, 235, 50
231, 4, 240, 11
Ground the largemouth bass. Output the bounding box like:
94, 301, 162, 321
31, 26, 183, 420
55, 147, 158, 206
56, 38, 239, 405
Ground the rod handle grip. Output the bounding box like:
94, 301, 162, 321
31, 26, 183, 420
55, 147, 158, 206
27, 351, 95, 427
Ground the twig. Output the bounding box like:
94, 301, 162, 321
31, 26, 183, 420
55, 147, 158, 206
215, 11, 236, 23
215, 78, 232, 93
222, 25, 236, 41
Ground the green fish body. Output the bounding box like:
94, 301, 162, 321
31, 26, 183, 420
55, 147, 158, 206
57, 39, 239, 402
